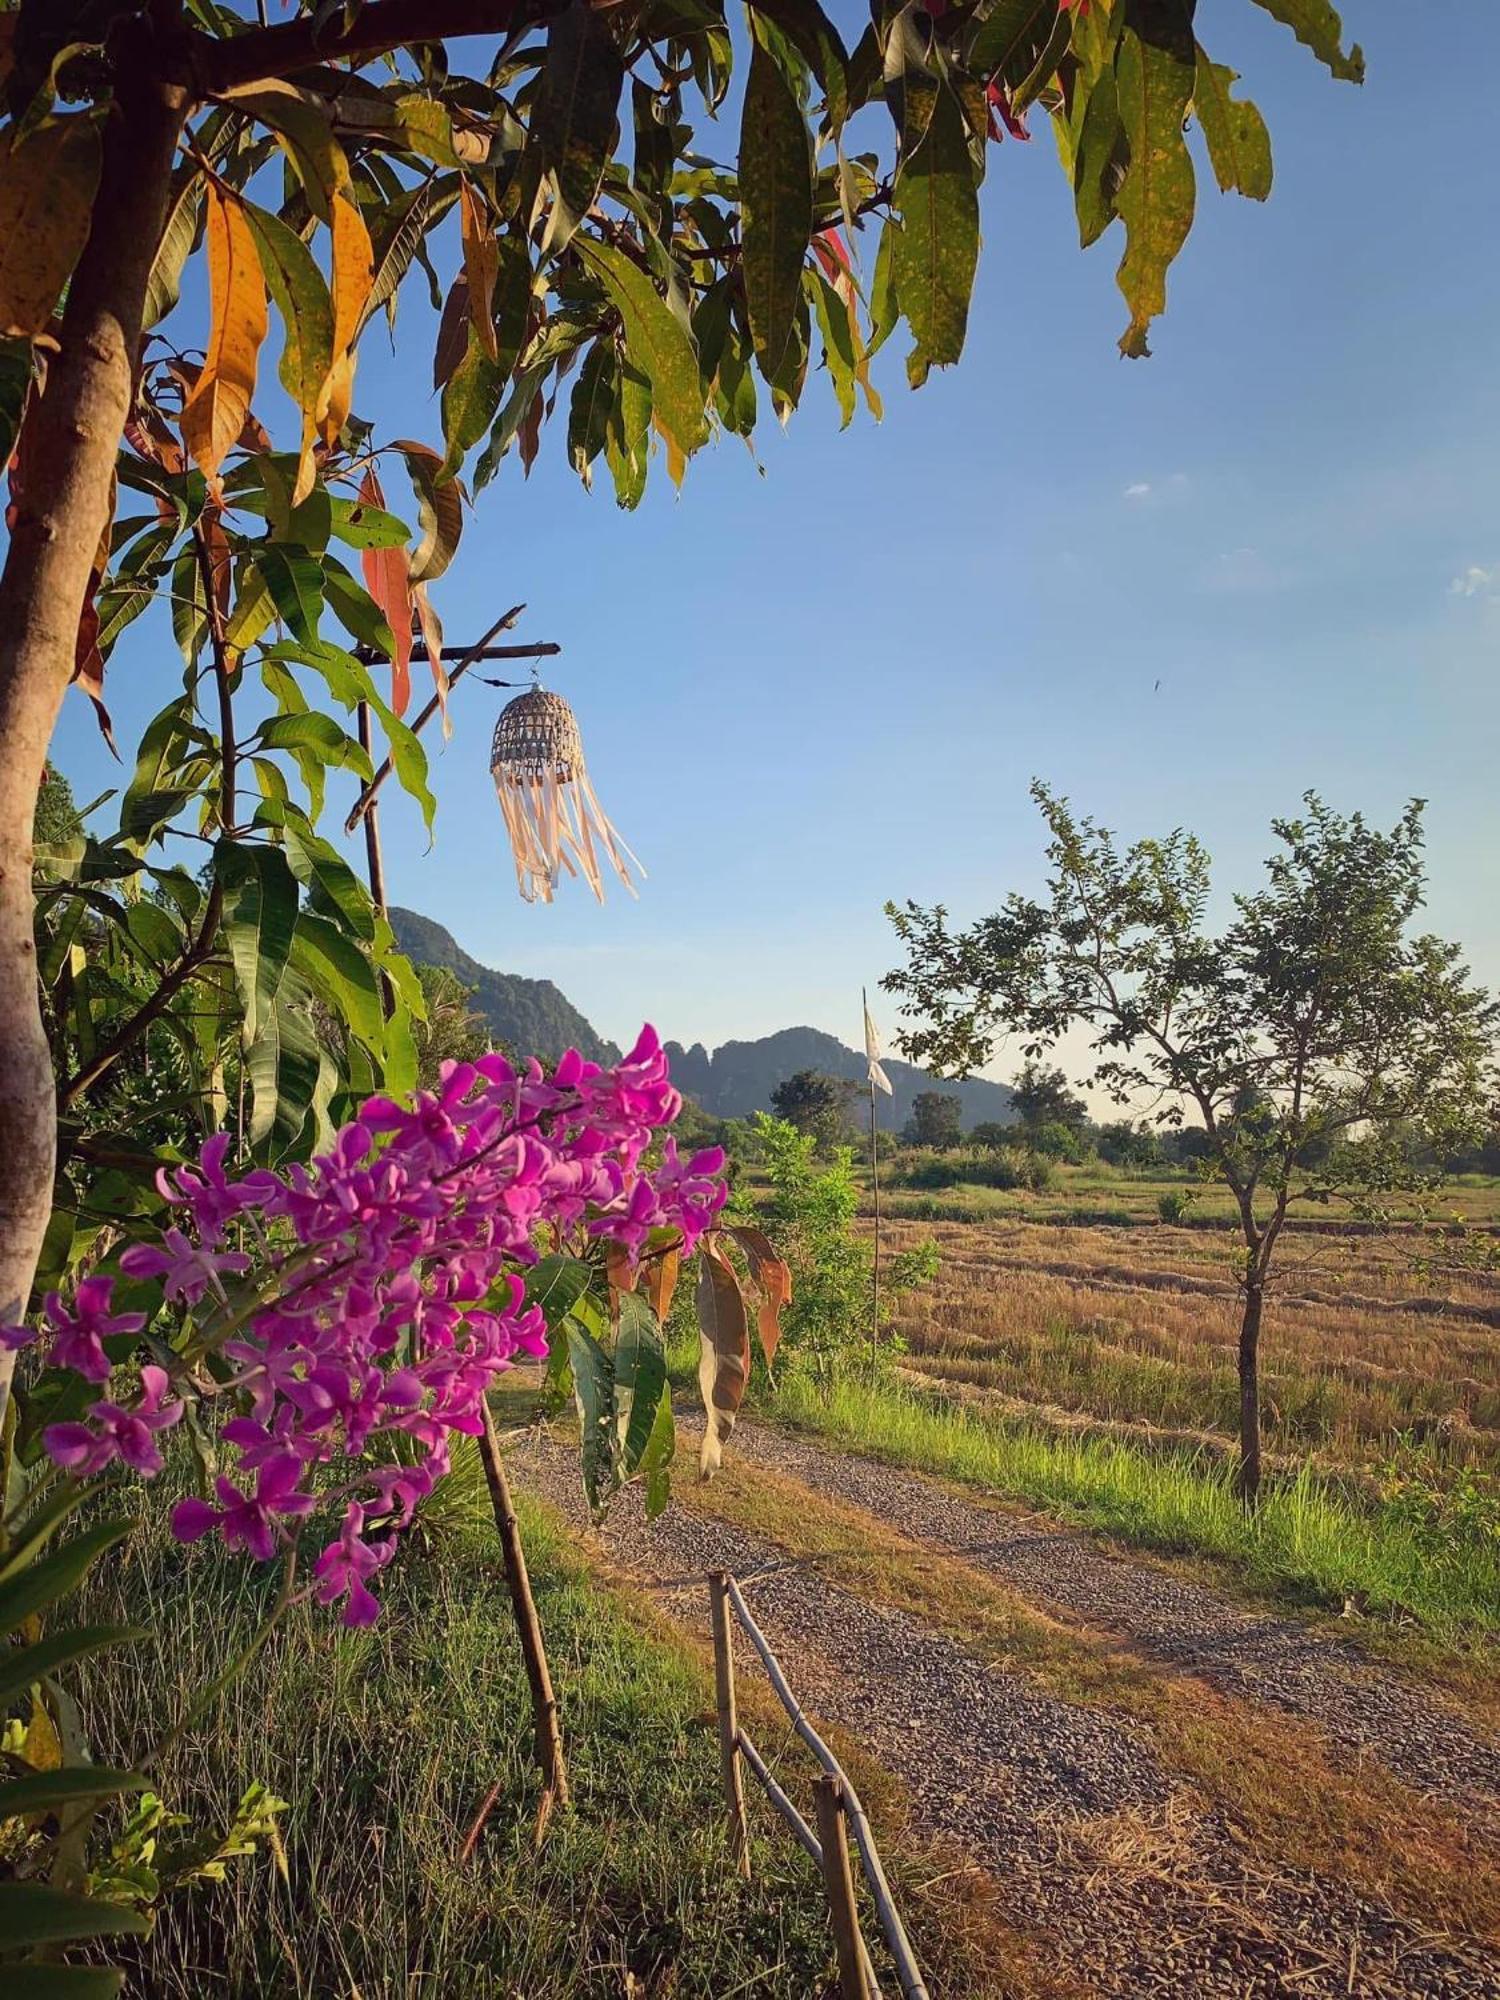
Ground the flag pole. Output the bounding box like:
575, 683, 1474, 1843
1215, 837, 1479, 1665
865, 987, 881, 1370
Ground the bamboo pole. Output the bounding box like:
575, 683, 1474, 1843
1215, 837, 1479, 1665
708, 1570, 751, 1878
476, 1398, 569, 1841
864, 988, 881, 1370
816, 1775, 870, 2000
724, 1575, 928, 2000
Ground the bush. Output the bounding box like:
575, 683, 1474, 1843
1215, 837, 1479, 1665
892, 1146, 1052, 1193
1158, 1188, 1196, 1224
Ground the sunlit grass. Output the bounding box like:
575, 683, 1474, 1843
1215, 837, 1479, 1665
767, 1373, 1500, 1643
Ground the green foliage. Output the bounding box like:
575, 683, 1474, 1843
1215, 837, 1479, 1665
411, 964, 494, 1088
902, 1090, 963, 1150
32, 767, 81, 851
768, 1067, 855, 1152
892, 1145, 1052, 1194
747, 1115, 935, 1374
1157, 1187, 1196, 1224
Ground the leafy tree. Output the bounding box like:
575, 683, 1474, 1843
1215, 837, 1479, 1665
1010, 1059, 1089, 1132
886, 786, 1499, 1502
32, 763, 81, 848
412, 963, 495, 1086
748, 1112, 933, 1374
969, 1118, 1018, 1150
0, 0, 1363, 1401
903, 1089, 963, 1149
770, 1066, 855, 1149
1097, 1118, 1164, 1169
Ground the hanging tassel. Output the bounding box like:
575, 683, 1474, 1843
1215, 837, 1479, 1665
489, 688, 641, 904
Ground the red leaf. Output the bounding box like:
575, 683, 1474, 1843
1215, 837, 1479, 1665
357, 467, 414, 714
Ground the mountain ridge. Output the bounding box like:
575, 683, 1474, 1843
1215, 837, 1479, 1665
389, 908, 1011, 1129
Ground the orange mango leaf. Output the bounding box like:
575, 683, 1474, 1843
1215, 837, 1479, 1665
459, 180, 499, 362
696, 1238, 750, 1478
357, 467, 414, 715
181, 183, 268, 496
315, 190, 373, 446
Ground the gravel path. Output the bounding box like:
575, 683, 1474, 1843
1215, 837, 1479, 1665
726, 1419, 1500, 1814
516, 1437, 1500, 2000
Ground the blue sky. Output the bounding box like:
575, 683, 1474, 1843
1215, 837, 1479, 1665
52, 1, 1500, 1086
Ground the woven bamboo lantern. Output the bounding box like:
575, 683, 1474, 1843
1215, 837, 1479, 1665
489, 686, 641, 904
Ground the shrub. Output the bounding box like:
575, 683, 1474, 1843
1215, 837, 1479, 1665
1158, 1188, 1196, 1224
894, 1146, 1051, 1193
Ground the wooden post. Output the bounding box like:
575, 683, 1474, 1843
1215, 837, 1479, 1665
476, 1397, 569, 1841
708, 1570, 751, 1878
815, 1774, 868, 2000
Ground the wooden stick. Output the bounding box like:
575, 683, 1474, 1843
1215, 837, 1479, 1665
816, 1775, 870, 2000
708, 1570, 751, 1878
345, 603, 542, 833
477, 1398, 569, 1842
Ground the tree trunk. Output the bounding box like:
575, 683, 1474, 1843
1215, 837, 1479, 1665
0, 45, 188, 1412
1235, 1277, 1265, 1507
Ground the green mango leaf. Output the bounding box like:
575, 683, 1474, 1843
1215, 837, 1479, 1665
808, 271, 856, 429
603, 354, 651, 510
256, 712, 371, 780
142, 162, 203, 331
0, 1519, 138, 1638
0, 1882, 149, 1947
566, 1317, 616, 1516
755, 0, 850, 136
291, 910, 384, 1049
567, 338, 616, 489
638, 1384, 676, 1521
361, 177, 439, 331
215, 838, 300, 1048
275, 813, 376, 940
739, 32, 814, 385
0, 1767, 148, 1817
1248, 0, 1363, 82
531, 0, 625, 251
0, 1626, 145, 1713
892, 80, 980, 380
1072, 65, 1126, 248
614, 1294, 668, 1477
242, 966, 323, 1151
257, 543, 325, 644
967, 0, 1064, 88
321, 555, 397, 659
219, 81, 348, 224
439, 336, 506, 480
1113, 0, 1198, 358
575, 237, 707, 461
523, 1254, 597, 1328
1193, 46, 1273, 201
242, 199, 335, 430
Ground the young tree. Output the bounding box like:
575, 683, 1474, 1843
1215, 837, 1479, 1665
770, 1067, 855, 1149
886, 786, 1499, 1503
904, 1089, 963, 1149
0, 0, 1364, 1403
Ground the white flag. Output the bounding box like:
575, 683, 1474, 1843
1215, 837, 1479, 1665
863, 998, 893, 1095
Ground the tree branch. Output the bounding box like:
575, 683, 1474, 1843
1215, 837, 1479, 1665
187, 0, 552, 94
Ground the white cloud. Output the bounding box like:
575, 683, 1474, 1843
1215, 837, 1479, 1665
1123, 482, 1151, 500
1450, 563, 1498, 599
1123, 472, 1190, 503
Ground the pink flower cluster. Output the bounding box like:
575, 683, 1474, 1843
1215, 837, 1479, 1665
5, 1030, 724, 1625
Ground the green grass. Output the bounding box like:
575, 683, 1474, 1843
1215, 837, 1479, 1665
72, 1487, 923, 1998
765, 1373, 1500, 1648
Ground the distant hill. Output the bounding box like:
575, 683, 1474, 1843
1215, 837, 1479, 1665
388, 908, 622, 1067
664, 1027, 1013, 1134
